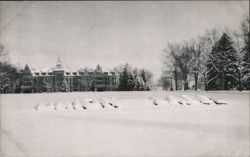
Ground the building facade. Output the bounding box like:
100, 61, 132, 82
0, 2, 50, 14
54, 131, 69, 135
20, 58, 118, 93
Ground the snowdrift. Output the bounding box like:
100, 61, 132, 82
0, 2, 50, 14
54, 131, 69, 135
33, 94, 227, 112
1, 91, 249, 157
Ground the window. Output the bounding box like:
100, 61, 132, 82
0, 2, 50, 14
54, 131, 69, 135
73, 72, 77, 75
96, 76, 102, 80
48, 72, 52, 75
35, 73, 39, 76
42, 73, 46, 76
66, 72, 70, 75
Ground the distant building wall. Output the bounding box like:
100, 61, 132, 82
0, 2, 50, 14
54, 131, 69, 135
20, 60, 118, 93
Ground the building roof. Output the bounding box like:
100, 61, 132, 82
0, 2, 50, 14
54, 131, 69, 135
28, 59, 117, 76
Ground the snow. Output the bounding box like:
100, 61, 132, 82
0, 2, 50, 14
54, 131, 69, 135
181, 94, 201, 105
165, 95, 185, 105
196, 94, 216, 105
0, 91, 249, 157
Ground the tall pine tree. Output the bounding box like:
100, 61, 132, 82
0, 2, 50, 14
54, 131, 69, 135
207, 33, 238, 90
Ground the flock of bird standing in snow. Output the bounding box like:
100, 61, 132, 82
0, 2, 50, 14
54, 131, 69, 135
34, 94, 227, 112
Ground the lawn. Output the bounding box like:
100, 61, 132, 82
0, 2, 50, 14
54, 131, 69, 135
0, 91, 249, 157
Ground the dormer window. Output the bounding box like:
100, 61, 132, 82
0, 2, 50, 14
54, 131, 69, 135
41, 73, 46, 76
35, 73, 39, 76
73, 72, 77, 75
48, 73, 52, 75
95, 64, 102, 73
66, 72, 70, 75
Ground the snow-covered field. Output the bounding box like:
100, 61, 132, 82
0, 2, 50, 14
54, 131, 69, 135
1, 91, 249, 157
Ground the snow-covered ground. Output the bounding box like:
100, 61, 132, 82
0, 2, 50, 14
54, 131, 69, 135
0, 91, 249, 157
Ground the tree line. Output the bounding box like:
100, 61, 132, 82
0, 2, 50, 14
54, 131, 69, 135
114, 63, 153, 91
0, 50, 154, 93
0, 44, 21, 93
160, 14, 249, 91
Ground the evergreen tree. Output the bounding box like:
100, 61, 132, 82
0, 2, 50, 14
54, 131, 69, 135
207, 33, 238, 90
32, 78, 43, 93
132, 68, 139, 91
140, 69, 147, 90
140, 69, 147, 84
118, 64, 129, 91
134, 75, 141, 91
138, 76, 145, 91
144, 82, 150, 91
42, 78, 53, 92
242, 41, 250, 89
61, 79, 70, 92
128, 72, 135, 91
140, 69, 152, 91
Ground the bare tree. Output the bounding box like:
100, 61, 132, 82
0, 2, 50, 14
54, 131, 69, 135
163, 43, 181, 90
184, 39, 201, 91
240, 14, 250, 89
164, 43, 192, 90
0, 44, 11, 64
178, 44, 193, 90
231, 31, 246, 91
0, 44, 18, 93
78, 68, 93, 91
197, 29, 221, 90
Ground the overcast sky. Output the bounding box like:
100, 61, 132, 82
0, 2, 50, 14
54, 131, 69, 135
0, 1, 248, 81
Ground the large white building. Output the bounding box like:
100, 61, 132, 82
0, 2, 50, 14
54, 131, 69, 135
20, 58, 118, 93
